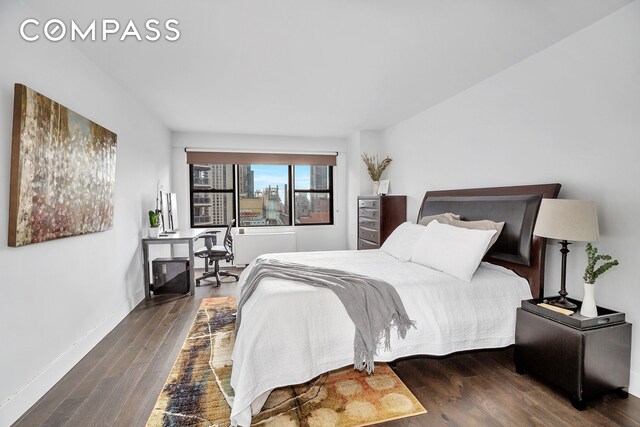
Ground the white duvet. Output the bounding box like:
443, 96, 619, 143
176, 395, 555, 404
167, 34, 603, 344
230, 249, 532, 426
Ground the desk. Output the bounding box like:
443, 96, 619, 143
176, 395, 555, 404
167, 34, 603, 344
142, 229, 209, 299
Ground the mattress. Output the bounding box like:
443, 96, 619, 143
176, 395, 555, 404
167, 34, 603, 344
230, 249, 532, 425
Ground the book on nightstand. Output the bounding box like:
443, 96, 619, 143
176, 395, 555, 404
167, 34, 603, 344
536, 303, 574, 316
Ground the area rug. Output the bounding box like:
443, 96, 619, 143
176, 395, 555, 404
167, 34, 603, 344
147, 297, 426, 426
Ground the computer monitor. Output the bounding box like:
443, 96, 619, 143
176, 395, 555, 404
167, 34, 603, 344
160, 192, 179, 233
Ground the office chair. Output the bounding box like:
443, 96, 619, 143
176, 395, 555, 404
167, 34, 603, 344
194, 219, 239, 287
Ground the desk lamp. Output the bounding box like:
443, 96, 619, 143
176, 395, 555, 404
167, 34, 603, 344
533, 199, 599, 309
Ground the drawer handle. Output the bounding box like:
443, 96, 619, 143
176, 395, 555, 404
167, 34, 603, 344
597, 318, 610, 325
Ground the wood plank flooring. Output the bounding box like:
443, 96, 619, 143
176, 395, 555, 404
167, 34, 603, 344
14, 270, 640, 426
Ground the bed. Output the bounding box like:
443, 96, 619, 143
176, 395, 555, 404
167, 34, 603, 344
229, 183, 561, 426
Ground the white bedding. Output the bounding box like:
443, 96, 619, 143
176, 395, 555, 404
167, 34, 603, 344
230, 249, 532, 426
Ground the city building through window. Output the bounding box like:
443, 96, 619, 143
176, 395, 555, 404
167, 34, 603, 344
238, 165, 291, 226
294, 165, 332, 225
189, 163, 333, 227
191, 164, 235, 227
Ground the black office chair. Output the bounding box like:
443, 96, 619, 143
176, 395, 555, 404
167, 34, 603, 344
195, 219, 239, 287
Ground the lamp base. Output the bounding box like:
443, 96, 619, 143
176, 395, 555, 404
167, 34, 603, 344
549, 240, 578, 310
548, 296, 578, 310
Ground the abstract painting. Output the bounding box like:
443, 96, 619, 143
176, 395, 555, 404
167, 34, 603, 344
8, 84, 117, 247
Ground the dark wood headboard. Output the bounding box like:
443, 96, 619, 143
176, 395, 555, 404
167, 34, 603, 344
417, 184, 561, 299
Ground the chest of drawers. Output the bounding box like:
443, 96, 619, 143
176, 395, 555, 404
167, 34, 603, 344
357, 195, 406, 250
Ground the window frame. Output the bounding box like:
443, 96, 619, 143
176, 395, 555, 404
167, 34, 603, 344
188, 163, 334, 228
189, 164, 236, 228
292, 165, 334, 226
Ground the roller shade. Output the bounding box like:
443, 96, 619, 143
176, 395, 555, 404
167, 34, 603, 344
186, 150, 336, 166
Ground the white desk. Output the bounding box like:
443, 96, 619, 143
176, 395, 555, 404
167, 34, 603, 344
142, 229, 208, 299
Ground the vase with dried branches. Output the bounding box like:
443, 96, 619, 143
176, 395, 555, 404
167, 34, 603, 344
580, 243, 619, 317
361, 153, 392, 195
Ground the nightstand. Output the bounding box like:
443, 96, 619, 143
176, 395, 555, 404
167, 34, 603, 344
515, 299, 632, 410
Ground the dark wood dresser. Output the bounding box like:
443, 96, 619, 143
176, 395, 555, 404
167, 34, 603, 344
357, 195, 406, 250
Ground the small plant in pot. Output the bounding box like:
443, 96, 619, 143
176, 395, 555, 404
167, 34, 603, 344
361, 153, 392, 195
148, 210, 161, 238
580, 243, 619, 317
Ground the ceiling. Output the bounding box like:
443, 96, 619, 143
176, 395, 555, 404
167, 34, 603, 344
24, 0, 632, 137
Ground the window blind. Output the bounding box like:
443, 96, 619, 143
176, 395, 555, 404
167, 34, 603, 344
185, 150, 337, 166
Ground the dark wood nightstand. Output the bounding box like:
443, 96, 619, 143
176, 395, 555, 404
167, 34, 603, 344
515, 300, 632, 410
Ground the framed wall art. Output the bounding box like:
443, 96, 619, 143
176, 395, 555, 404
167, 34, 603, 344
8, 84, 118, 247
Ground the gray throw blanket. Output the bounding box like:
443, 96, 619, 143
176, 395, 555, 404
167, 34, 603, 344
235, 258, 415, 374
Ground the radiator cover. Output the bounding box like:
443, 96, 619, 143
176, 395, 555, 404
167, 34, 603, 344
233, 231, 297, 265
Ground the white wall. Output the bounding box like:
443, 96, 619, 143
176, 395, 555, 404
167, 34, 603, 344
346, 132, 362, 250
380, 2, 640, 396
0, 2, 172, 424
171, 132, 349, 260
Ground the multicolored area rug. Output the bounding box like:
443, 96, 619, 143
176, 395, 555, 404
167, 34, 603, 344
147, 297, 426, 426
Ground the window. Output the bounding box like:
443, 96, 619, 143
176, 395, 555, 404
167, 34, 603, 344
238, 165, 291, 226
190, 164, 235, 227
293, 165, 333, 225
189, 161, 334, 228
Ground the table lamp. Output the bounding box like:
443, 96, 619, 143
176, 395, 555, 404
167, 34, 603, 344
533, 199, 599, 309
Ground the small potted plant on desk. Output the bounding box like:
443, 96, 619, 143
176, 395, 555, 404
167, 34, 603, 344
148, 210, 161, 238
581, 243, 619, 317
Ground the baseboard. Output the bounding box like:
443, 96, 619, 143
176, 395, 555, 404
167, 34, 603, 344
630, 369, 640, 398
0, 289, 145, 426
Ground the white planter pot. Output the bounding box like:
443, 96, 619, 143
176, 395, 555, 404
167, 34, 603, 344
372, 181, 380, 195
148, 227, 160, 238
580, 282, 598, 318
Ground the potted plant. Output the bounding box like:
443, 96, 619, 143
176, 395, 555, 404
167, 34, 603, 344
580, 243, 619, 317
148, 210, 161, 238
361, 153, 392, 195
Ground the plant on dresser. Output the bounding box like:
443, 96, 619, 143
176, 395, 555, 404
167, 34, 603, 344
361, 153, 392, 181
361, 153, 392, 195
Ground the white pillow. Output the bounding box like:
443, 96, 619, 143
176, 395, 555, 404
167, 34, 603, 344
410, 220, 497, 281
380, 222, 426, 261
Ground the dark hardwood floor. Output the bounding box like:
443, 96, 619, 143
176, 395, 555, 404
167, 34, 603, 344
14, 270, 640, 426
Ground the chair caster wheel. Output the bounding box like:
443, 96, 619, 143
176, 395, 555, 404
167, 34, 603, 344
196, 280, 201, 286
570, 396, 586, 410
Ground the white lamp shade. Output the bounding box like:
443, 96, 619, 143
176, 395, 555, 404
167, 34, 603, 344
533, 199, 599, 242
